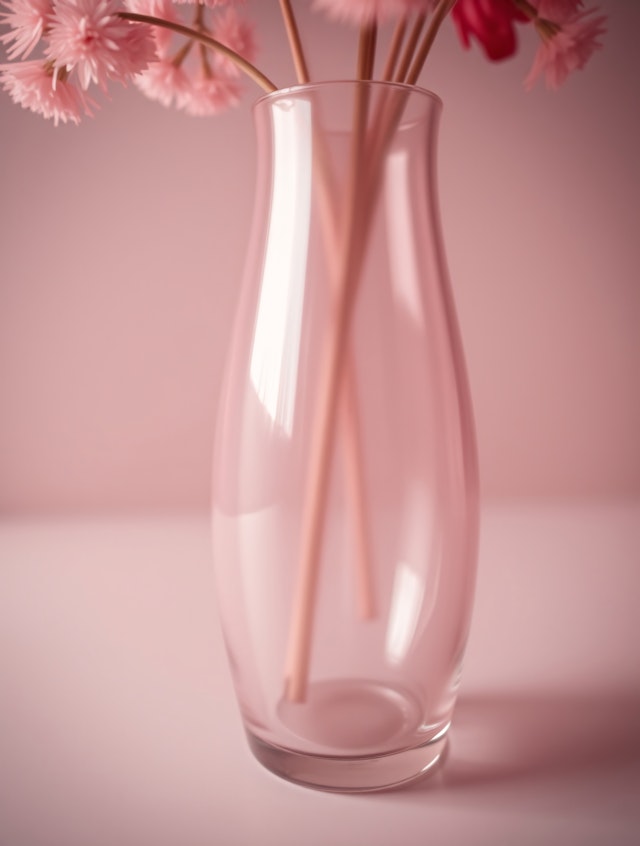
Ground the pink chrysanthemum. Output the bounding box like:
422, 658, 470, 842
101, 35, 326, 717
313, 0, 433, 26
130, 0, 254, 117
211, 5, 256, 77
177, 70, 240, 116
46, 0, 156, 91
525, 8, 606, 89
133, 56, 189, 106
0, 0, 53, 59
0, 57, 95, 123
126, 0, 179, 58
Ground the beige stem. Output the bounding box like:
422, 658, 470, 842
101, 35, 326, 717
382, 17, 407, 81
405, 0, 459, 85
311, 139, 377, 624
118, 12, 277, 93
278, 0, 311, 83
284, 69, 374, 702
394, 13, 426, 82
278, 13, 377, 626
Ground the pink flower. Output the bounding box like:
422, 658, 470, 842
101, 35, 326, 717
313, 0, 433, 26
126, 0, 179, 58
176, 70, 240, 116
0, 0, 53, 59
129, 0, 253, 117
525, 7, 606, 89
0, 57, 95, 123
211, 5, 256, 77
452, 0, 528, 61
133, 56, 189, 106
46, 0, 156, 92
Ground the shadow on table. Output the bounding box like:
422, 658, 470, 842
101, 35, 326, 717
399, 690, 640, 795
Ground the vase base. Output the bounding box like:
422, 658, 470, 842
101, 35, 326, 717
246, 729, 448, 793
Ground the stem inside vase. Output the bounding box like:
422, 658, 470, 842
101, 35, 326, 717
283, 81, 412, 703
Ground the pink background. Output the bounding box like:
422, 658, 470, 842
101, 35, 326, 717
1, 0, 639, 514
1, 6, 639, 842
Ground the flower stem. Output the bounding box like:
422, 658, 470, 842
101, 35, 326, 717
118, 12, 278, 93
278, 0, 310, 83
510, 0, 560, 38
394, 13, 426, 83
510, 0, 538, 20
357, 20, 378, 80
382, 17, 407, 81
406, 0, 458, 85
284, 80, 373, 703
171, 38, 193, 69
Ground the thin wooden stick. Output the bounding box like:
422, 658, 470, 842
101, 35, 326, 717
277, 9, 377, 623
278, 2, 377, 626
278, 0, 311, 83
360, 20, 378, 80
285, 26, 377, 702
308, 136, 378, 627
118, 12, 278, 93
342, 384, 376, 619
382, 17, 407, 81
405, 0, 458, 85
283, 164, 371, 705
394, 13, 426, 82
366, 0, 458, 211
283, 244, 367, 702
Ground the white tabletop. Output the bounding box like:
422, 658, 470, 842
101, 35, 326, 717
1, 502, 638, 846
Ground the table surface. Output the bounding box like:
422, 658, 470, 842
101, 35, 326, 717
1, 502, 639, 846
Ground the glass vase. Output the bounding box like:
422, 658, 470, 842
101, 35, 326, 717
212, 81, 479, 792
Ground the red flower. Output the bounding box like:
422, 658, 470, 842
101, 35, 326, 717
452, 0, 528, 61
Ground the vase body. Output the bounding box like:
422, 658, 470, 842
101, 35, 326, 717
212, 81, 479, 792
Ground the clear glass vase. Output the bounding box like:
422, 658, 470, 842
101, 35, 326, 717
212, 81, 479, 792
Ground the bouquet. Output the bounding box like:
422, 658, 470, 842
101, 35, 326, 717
1, 1, 606, 126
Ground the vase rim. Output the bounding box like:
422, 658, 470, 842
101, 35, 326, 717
254, 79, 442, 112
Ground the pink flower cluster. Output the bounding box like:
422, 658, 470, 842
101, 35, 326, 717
525, 0, 607, 89
0, 0, 255, 123
316, 0, 605, 89
451, 0, 606, 88
129, 0, 256, 116
0, 1, 607, 125
0, 0, 156, 123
